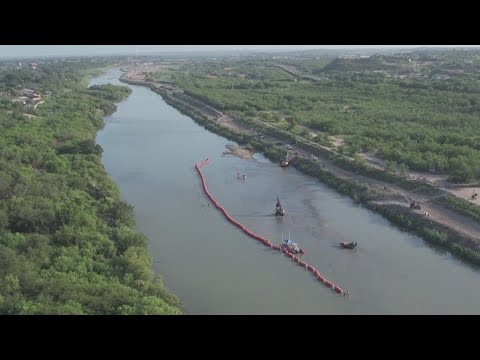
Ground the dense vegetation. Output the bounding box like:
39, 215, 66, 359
0, 62, 182, 314
162, 51, 480, 183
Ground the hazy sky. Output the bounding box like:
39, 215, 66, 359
0, 45, 477, 59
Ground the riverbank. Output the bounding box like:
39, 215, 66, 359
0, 64, 183, 314
120, 73, 480, 267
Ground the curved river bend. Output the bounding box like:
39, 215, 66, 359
92, 68, 480, 314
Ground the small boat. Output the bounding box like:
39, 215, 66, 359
281, 233, 304, 254
340, 241, 357, 249
275, 196, 286, 216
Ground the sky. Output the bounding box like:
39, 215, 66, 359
0, 45, 478, 59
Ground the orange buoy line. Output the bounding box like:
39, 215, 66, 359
195, 159, 349, 296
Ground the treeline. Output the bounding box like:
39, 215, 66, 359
0, 65, 182, 314
88, 84, 132, 102
168, 58, 480, 182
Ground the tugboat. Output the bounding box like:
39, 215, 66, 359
340, 241, 357, 249
275, 196, 286, 216
281, 233, 304, 254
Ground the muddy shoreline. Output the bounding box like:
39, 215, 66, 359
222, 144, 254, 159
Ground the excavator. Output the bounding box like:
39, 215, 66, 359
410, 201, 422, 210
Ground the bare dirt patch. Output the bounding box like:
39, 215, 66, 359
222, 144, 254, 159
124, 65, 167, 82
442, 186, 479, 203
331, 136, 348, 149
406, 170, 449, 185
217, 114, 250, 134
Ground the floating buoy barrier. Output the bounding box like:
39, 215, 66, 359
195, 158, 348, 296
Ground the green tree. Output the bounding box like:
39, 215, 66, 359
399, 163, 409, 177
385, 160, 398, 174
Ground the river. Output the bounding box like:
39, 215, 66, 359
92, 68, 480, 314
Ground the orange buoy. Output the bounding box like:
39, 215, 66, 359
195, 159, 349, 296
